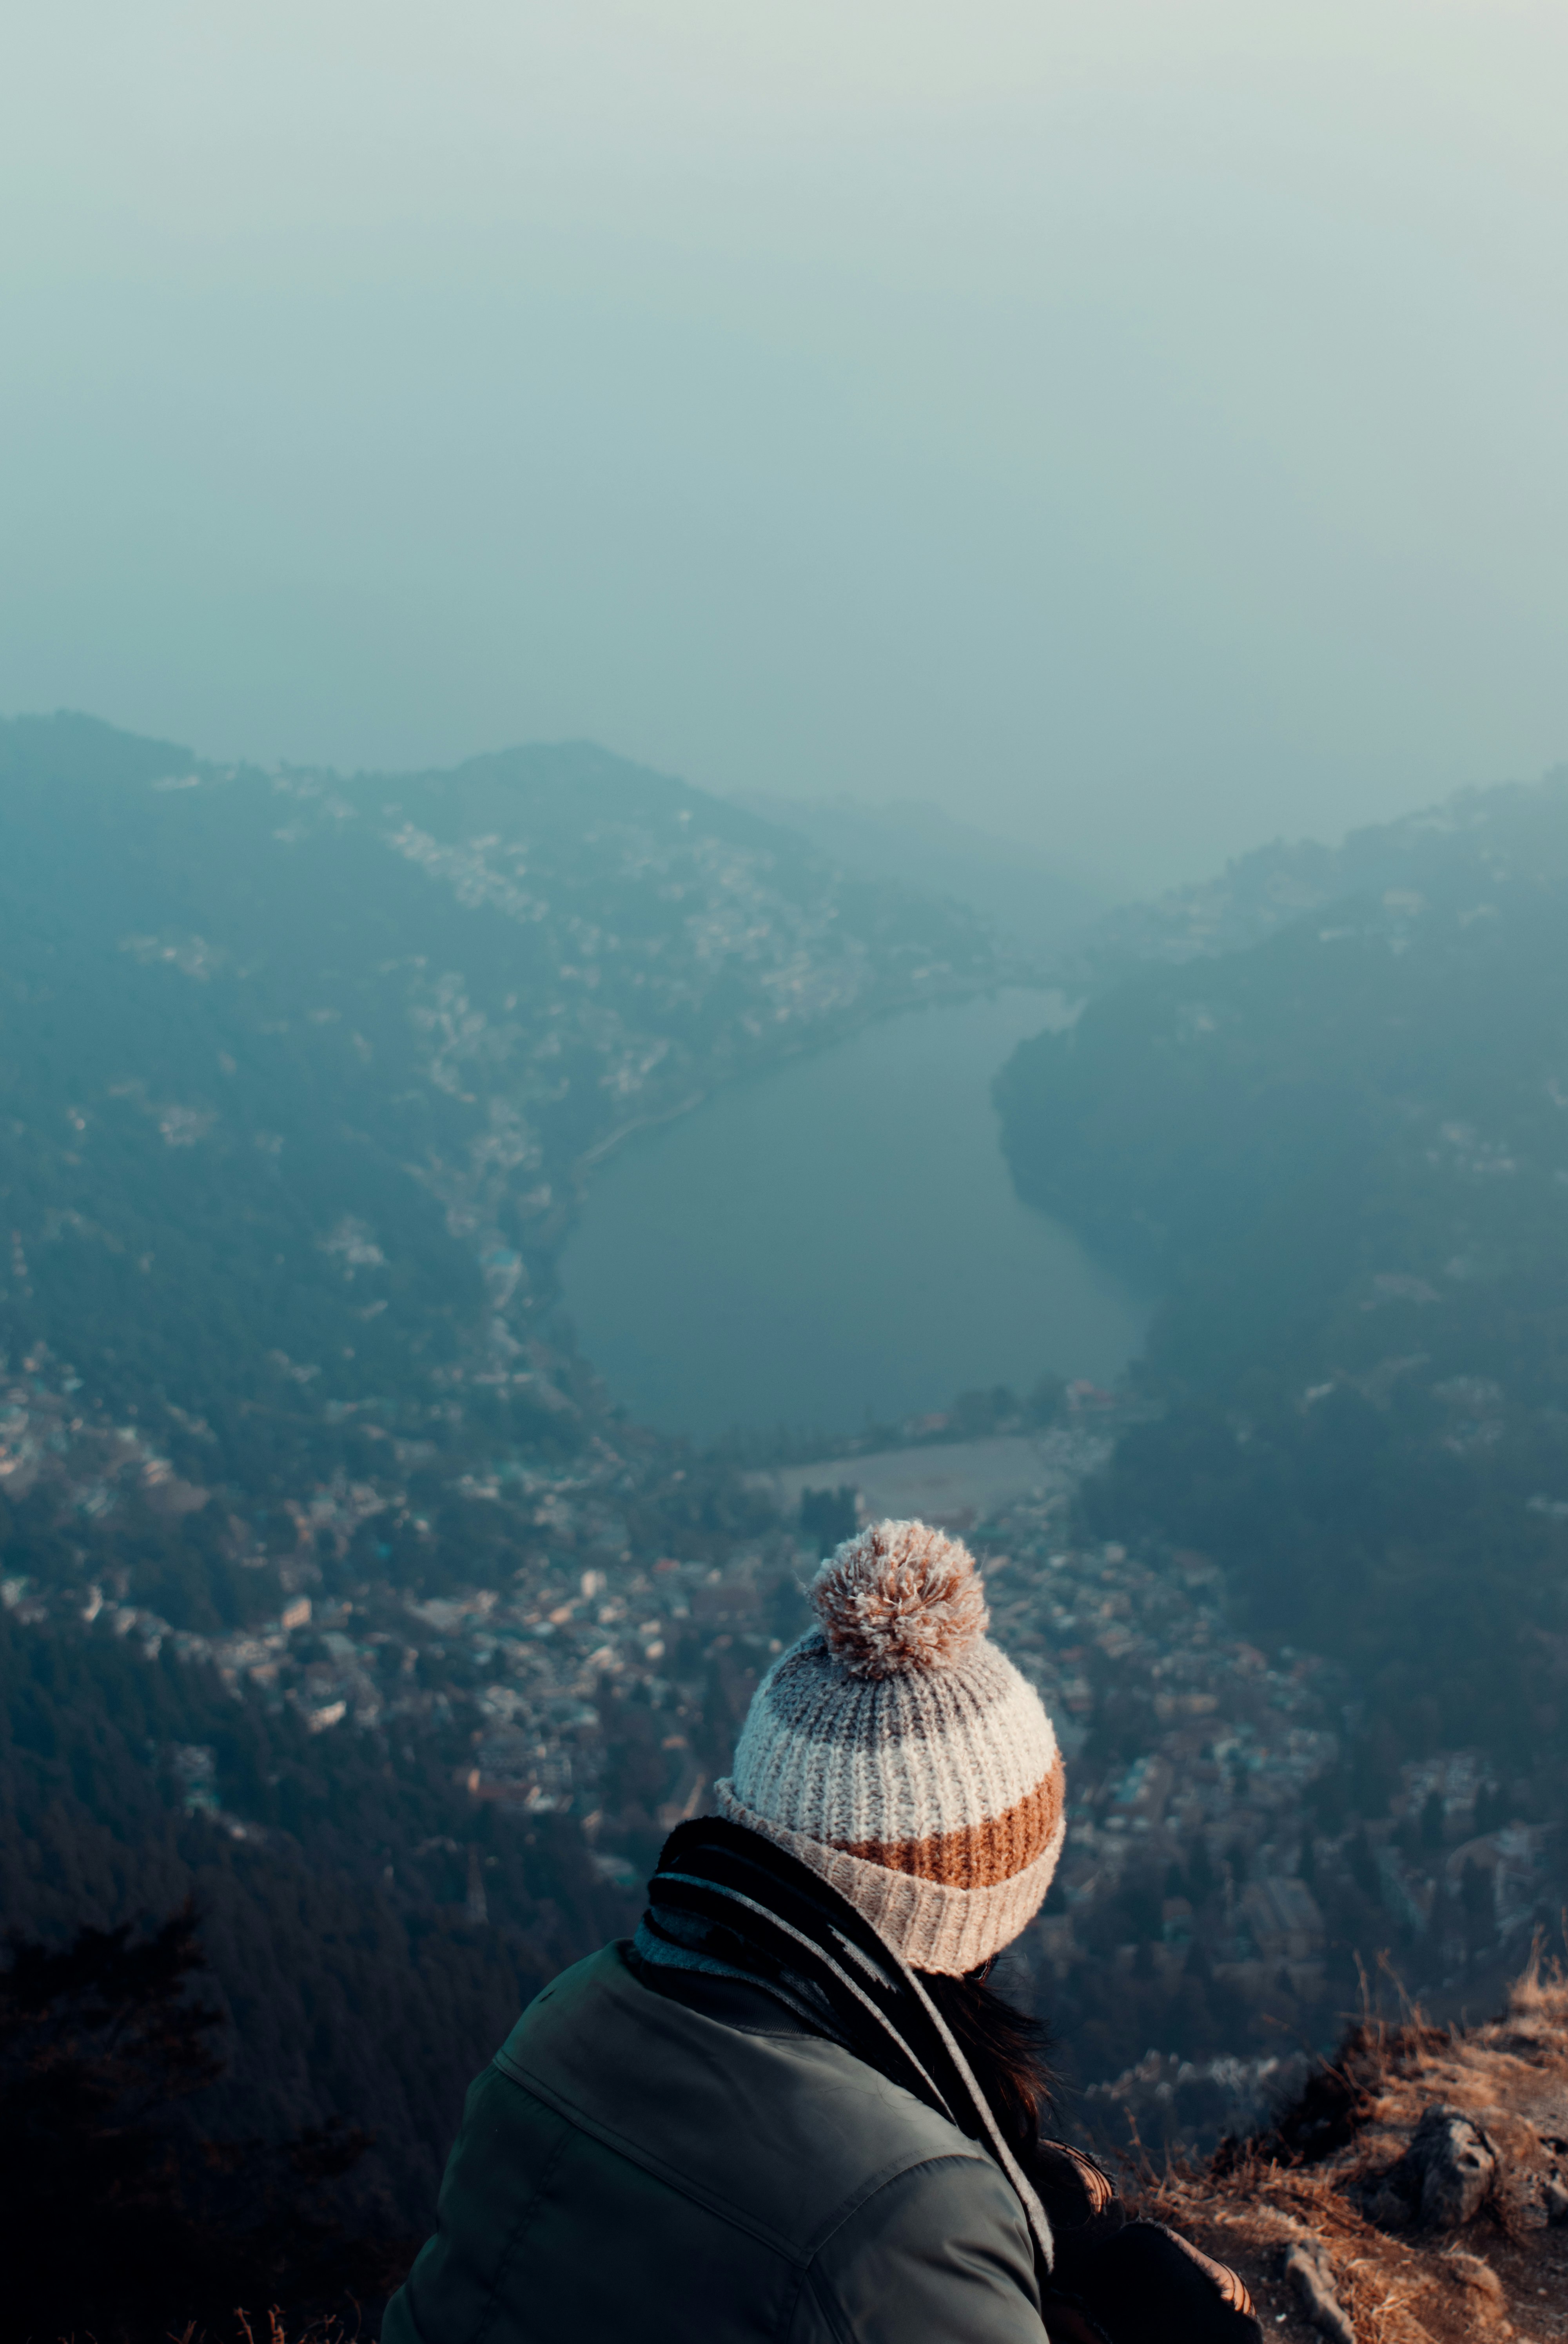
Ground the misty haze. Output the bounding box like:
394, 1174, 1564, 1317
5, 8, 1568, 2341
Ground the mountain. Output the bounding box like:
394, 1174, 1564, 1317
1, 716, 997, 1438
11, 713, 1567, 2329
995, 767, 1568, 1833
1059, 763, 1568, 988
729, 789, 1106, 961
0, 712, 1001, 2263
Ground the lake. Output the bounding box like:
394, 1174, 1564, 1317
558, 988, 1148, 1440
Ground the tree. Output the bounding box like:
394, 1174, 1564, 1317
0, 1904, 401, 2342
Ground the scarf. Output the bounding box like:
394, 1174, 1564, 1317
633, 1814, 1054, 2270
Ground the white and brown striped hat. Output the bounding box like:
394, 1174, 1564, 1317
713, 1519, 1066, 1975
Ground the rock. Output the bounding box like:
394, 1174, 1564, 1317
1363, 2182, 1410, 2230
1405, 2101, 1497, 2227
1544, 2173, 1568, 2223
1359, 2099, 1497, 2232
1281, 2239, 1356, 2344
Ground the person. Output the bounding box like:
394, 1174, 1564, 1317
384, 1520, 1259, 2344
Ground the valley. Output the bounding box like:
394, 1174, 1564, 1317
4, 717, 1568, 2297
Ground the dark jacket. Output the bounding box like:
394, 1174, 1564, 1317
383, 1939, 1047, 2344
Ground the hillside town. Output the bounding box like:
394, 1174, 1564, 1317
4, 1344, 1558, 2137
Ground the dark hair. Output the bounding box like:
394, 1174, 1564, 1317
917, 1961, 1054, 2161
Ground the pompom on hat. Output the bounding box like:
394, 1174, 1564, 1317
714, 1519, 1066, 1974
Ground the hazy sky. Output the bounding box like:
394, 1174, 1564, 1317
4, 3, 1566, 892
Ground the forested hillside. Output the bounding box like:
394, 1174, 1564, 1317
0, 714, 997, 2306
0, 714, 991, 1435
1060, 763, 1568, 984
998, 770, 1568, 1794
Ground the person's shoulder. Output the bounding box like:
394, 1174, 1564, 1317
503, 1938, 625, 2036
495, 1940, 999, 2260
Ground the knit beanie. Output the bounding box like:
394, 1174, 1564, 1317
713, 1519, 1066, 1975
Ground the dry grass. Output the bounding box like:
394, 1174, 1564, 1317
1136, 1945, 1568, 2342
163, 2310, 365, 2344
